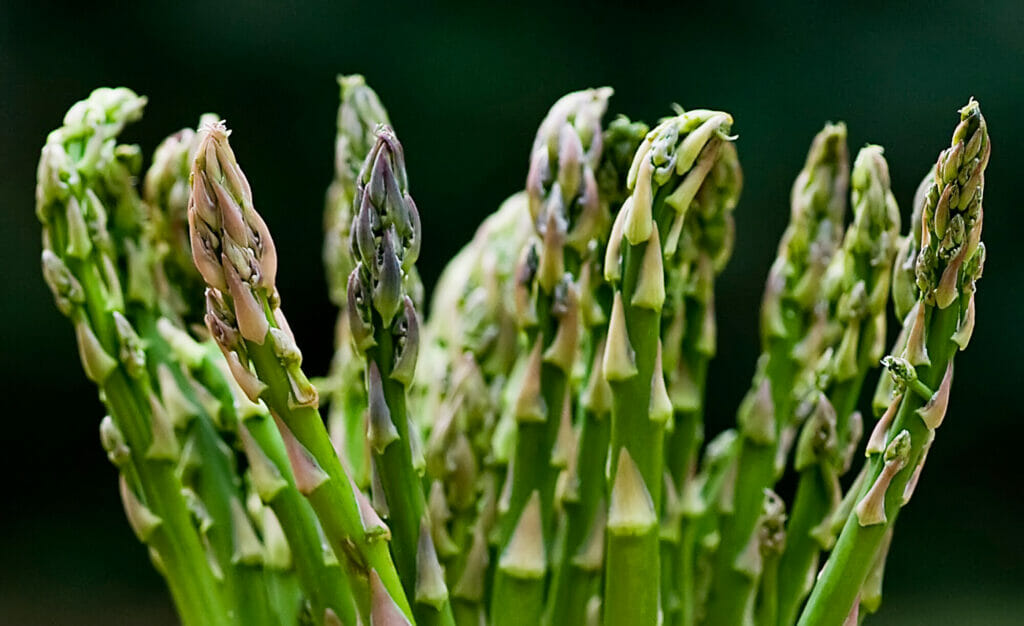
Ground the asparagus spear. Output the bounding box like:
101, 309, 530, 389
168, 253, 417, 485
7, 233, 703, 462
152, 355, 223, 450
37, 88, 231, 626
774, 145, 900, 626
704, 123, 849, 626
602, 109, 736, 626
490, 87, 612, 626
145, 117, 362, 625
188, 121, 412, 622
662, 138, 742, 626
798, 99, 989, 626
347, 125, 456, 625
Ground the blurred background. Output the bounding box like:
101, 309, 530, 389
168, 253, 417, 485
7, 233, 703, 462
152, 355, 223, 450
1, 1, 1021, 623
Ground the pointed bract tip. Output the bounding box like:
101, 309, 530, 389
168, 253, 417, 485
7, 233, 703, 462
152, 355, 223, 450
498, 491, 546, 579
607, 448, 657, 535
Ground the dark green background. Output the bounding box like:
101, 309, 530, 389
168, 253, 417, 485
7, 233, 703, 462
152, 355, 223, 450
1, 2, 1021, 623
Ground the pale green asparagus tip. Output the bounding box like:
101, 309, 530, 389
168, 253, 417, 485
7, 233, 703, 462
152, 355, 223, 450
526, 87, 612, 259
36, 87, 147, 220
336, 74, 391, 181
818, 144, 901, 380
695, 140, 743, 272
762, 122, 849, 340
324, 75, 392, 304
914, 99, 988, 313
144, 115, 221, 320
847, 145, 901, 286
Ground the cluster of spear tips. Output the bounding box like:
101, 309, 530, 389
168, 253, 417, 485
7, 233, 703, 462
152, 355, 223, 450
36, 79, 988, 626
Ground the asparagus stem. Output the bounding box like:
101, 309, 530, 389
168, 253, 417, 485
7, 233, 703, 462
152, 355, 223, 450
188, 121, 412, 622
180, 337, 359, 624
142, 314, 275, 626
660, 140, 742, 626
798, 100, 988, 626
705, 123, 849, 626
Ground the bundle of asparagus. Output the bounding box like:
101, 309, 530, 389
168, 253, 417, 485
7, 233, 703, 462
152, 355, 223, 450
37, 80, 988, 625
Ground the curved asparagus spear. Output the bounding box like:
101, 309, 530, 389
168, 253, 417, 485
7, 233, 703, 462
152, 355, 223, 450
145, 118, 360, 625
602, 109, 736, 626
490, 87, 612, 626
661, 139, 742, 626
37, 88, 231, 626
798, 99, 989, 626
774, 145, 900, 625
704, 123, 849, 626
188, 121, 412, 622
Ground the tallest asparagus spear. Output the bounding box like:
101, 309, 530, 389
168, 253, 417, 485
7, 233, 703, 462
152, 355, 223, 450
798, 99, 989, 626
322, 75, 391, 490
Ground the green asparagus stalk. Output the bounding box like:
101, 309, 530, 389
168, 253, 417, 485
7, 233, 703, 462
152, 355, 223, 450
685, 427, 740, 623
798, 99, 989, 626
347, 125, 455, 625
544, 115, 649, 626
774, 145, 900, 626
490, 87, 612, 626
159, 320, 359, 624
704, 123, 848, 626
322, 75, 392, 490
601, 109, 736, 626
37, 88, 231, 626
188, 121, 412, 622
661, 138, 742, 626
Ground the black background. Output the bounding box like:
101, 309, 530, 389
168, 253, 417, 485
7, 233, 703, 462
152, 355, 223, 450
1, 2, 1022, 623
